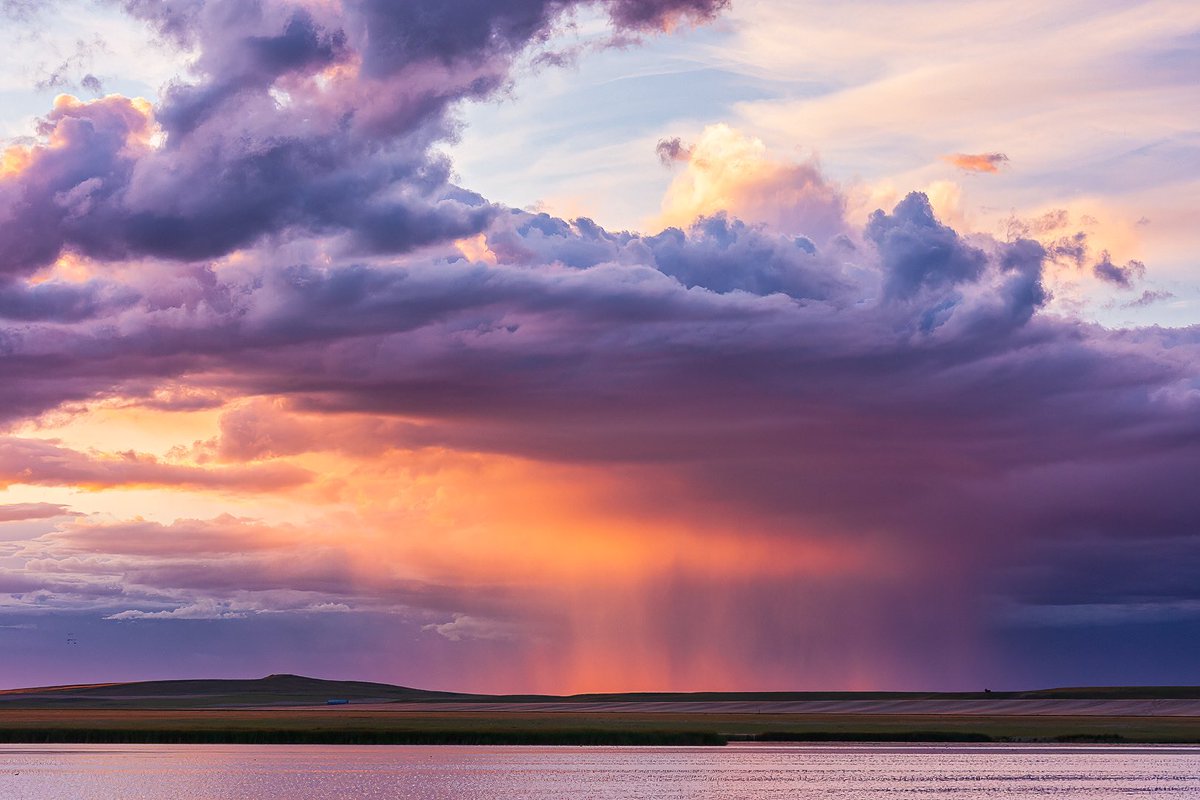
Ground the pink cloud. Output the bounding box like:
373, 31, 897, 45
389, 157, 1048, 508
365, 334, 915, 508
0, 437, 311, 491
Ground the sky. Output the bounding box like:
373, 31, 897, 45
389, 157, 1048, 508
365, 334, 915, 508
0, 0, 1197, 694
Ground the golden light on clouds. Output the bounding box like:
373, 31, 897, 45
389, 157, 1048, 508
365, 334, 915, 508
654, 123, 845, 239
28, 252, 95, 285
0, 145, 31, 178
455, 233, 498, 265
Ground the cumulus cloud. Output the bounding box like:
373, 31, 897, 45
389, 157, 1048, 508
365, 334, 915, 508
656, 124, 847, 241
0, 0, 734, 281
865, 192, 988, 299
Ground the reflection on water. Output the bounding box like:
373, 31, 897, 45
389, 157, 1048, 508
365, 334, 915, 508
1, 743, 1198, 799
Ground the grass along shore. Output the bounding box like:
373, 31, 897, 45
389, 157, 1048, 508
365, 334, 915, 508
2, 709, 1199, 745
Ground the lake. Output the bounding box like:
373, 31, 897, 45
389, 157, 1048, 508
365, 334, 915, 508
1, 743, 1198, 798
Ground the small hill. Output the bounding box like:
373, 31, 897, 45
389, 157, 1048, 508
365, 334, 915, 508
0, 674, 468, 709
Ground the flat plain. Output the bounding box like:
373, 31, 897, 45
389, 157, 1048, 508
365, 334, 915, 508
3, 676, 1199, 745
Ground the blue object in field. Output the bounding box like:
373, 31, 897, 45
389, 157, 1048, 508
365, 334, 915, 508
326, 699, 350, 705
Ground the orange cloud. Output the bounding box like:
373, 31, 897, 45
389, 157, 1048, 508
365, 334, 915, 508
943, 152, 1009, 173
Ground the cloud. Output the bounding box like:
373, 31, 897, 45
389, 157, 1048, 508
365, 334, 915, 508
1, 0, 731, 279
0, 193, 1182, 495
39, 515, 296, 557
865, 191, 988, 299
944, 152, 1009, 173
0, 279, 140, 322
1045, 231, 1089, 267
1123, 289, 1175, 309
107, 600, 248, 620
485, 207, 852, 299
607, 0, 730, 31
33, 36, 107, 93
105, 597, 358, 620
0, 503, 71, 522
1093, 250, 1146, 288
655, 124, 847, 241
0, 437, 311, 491
5, 510, 523, 627
656, 136, 693, 165
424, 613, 521, 642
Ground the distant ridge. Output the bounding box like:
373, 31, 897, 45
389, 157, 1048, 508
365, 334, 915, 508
0, 674, 467, 708
3, 675, 1200, 709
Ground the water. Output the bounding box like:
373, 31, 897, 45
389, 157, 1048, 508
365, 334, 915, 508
1, 743, 1198, 799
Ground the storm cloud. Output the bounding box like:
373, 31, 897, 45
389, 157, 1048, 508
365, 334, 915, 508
0, 0, 1197, 692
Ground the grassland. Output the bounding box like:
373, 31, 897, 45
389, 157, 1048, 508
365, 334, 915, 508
1, 709, 1199, 745
3, 676, 1200, 745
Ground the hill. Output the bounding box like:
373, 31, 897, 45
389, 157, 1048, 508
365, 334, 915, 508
0, 674, 466, 708
3, 674, 1200, 709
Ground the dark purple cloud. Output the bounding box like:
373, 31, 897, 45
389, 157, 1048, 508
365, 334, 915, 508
0, 95, 152, 277
865, 192, 988, 299
607, 0, 730, 29
1093, 250, 1147, 288
0, 196, 1189, 567
153, 8, 348, 138
1046, 231, 1089, 267
487, 209, 849, 298
0, 279, 139, 322
1, 0, 731, 279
